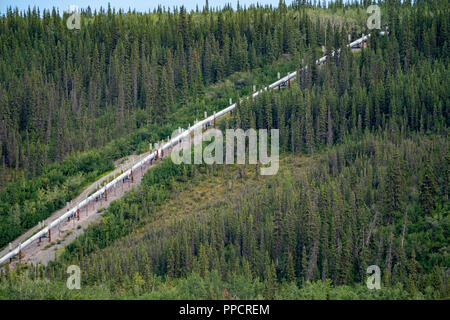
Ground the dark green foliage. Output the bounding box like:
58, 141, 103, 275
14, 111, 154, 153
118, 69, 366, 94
0, 0, 318, 249
34, 132, 448, 299
0, 0, 448, 300
0, 3, 307, 181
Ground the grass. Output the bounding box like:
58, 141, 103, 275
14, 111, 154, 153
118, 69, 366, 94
124, 152, 311, 237
55, 247, 66, 257
44, 242, 54, 250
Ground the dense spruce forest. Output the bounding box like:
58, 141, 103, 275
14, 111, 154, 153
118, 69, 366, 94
0, 0, 314, 179
0, 0, 308, 248
43, 132, 447, 299
0, 0, 448, 299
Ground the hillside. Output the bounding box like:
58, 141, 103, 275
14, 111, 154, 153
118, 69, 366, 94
0, 0, 448, 301
2, 131, 448, 299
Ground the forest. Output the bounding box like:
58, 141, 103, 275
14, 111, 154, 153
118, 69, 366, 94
0, 0, 315, 249
0, 0, 448, 299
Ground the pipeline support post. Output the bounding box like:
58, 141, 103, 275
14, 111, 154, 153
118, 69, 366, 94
48, 229, 51, 243
361, 33, 367, 48
105, 189, 108, 201
77, 208, 80, 221
131, 170, 134, 183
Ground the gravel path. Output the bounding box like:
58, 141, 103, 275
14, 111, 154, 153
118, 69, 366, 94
1, 149, 168, 269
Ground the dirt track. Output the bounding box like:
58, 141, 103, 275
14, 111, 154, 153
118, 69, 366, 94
1, 124, 209, 270
1, 149, 172, 269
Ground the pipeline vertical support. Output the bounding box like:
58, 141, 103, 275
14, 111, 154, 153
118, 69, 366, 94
48, 229, 51, 243
77, 208, 80, 221
105, 189, 108, 201
19, 249, 22, 264
131, 170, 134, 183
162, 149, 164, 158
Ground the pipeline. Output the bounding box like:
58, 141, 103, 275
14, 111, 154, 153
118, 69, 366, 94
0, 32, 384, 266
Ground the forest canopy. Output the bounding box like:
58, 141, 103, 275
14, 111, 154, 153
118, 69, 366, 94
0, 0, 448, 300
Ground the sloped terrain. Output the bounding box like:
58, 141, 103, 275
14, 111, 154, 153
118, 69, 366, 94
0, 1, 448, 300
